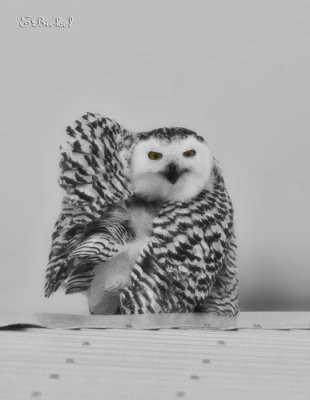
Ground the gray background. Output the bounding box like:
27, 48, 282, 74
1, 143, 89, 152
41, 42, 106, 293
0, 0, 309, 313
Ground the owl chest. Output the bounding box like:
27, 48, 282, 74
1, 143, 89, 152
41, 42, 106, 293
126, 201, 159, 262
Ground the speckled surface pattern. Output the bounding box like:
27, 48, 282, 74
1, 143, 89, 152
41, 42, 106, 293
1, 313, 310, 399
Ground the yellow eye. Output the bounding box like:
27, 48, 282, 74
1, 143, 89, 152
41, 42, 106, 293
148, 151, 162, 160
183, 149, 196, 157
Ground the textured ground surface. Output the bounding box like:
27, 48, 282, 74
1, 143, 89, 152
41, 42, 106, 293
1, 313, 310, 400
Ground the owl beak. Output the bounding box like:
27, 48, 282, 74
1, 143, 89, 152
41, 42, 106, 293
163, 162, 182, 184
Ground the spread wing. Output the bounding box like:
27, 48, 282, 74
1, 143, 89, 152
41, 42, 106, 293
120, 165, 238, 315
45, 113, 135, 297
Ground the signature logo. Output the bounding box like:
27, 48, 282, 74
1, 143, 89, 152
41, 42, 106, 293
19, 16, 73, 28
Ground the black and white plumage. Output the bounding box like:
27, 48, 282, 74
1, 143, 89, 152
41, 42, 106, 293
45, 112, 238, 315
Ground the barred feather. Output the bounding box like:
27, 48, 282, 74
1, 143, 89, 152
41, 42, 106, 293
120, 167, 238, 315
45, 113, 134, 297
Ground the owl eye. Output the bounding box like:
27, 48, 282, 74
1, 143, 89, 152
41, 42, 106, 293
148, 151, 163, 160
183, 149, 196, 157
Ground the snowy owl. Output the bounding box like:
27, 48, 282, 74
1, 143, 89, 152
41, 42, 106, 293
45, 113, 238, 315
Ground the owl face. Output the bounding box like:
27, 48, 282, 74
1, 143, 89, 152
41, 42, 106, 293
130, 134, 213, 202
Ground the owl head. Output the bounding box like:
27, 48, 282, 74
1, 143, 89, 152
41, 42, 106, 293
129, 128, 214, 202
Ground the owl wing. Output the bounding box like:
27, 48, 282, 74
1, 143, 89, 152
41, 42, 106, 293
45, 113, 134, 297
201, 229, 238, 315
120, 165, 238, 315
